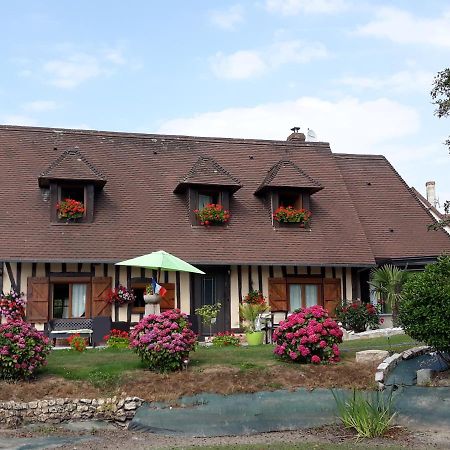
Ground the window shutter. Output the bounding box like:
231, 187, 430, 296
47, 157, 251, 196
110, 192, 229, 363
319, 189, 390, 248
268, 278, 288, 311
323, 278, 341, 316
91, 277, 112, 318
160, 283, 175, 311
26, 277, 50, 322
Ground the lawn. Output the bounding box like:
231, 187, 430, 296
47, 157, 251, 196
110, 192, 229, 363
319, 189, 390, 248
0, 334, 420, 403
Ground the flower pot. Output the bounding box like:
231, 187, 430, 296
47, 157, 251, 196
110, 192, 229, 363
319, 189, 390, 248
245, 331, 264, 346
144, 294, 161, 305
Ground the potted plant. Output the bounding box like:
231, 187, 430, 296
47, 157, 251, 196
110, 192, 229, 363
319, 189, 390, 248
56, 198, 85, 222
143, 284, 161, 304
195, 303, 222, 340
273, 206, 311, 227
194, 204, 230, 226
239, 290, 270, 346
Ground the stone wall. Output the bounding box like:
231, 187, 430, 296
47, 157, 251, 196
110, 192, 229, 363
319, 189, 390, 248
0, 396, 143, 427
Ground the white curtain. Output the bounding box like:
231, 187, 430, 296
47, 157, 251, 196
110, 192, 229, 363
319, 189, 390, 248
305, 285, 319, 308
72, 284, 87, 318
289, 284, 302, 311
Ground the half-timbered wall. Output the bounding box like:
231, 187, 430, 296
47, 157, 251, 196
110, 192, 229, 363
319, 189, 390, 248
2, 262, 358, 330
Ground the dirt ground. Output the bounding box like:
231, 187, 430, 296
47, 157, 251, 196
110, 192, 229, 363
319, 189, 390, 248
0, 361, 376, 403
2, 422, 450, 449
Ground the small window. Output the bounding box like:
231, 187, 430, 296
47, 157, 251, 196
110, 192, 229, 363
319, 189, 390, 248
133, 286, 145, 312
190, 188, 230, 226
52, 283, 88, 318
279, 192, 302, 209
198, 192, 220, 210
288, 282, 321, 312
60, 185, 85, 203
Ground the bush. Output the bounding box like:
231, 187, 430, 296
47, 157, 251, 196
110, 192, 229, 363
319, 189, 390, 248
130, 309, 197, 372
399, 256, 450, 353
273, 305, 343, 364
0, 320, 52, 380
104, 329, 130, 349
333, 389, 396, 438
211, 331, 240, 347
335, 301, 383, 333
67, 334, 88, 352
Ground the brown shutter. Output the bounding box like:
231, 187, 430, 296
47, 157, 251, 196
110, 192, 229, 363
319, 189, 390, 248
268, 278, 288, 311
160, 283, 175, 311
91, 277, 112, 318
323, 278, 341, 316
26, 277, 50, 322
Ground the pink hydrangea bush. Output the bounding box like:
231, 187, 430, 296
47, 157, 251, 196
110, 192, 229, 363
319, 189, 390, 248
130, 309, 197, 372
0, 290, 26, 321
273, 305, 343, 364
0, 320, 52, 380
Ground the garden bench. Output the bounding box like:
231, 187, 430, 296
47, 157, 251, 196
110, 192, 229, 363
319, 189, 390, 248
46, 316, 111, 347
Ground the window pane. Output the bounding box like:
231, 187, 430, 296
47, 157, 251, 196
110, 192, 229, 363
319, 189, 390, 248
72, 284, 87, 317
305, 285, 319, 307
199, 194, 213, 210
53, 284, 69, 318
289, 284, 302, 312
203, 277, 215, 306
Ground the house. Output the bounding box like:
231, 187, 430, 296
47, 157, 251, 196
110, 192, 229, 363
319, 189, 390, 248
1, 124, 449, 335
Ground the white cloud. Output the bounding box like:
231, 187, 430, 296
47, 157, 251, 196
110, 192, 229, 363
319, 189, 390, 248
2, 115, 39, 126
157, 96, 420, 158
265, 0, 347, 15
338, 70, 434, 93
42, 46, 129, 88
355, 7, 450, 47
210, 40, 328, 79
22, 100, 59, 113
209, 5, 244, 30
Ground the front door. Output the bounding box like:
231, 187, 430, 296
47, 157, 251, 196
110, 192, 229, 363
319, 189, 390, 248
191, 266, 230, 338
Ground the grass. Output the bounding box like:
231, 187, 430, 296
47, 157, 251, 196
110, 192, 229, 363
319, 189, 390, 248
41, 334, 419, 382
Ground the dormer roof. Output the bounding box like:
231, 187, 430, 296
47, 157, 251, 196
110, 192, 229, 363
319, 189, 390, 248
174, 155, 242, 193
38, 148, 106, 188
255, 159, 323, 195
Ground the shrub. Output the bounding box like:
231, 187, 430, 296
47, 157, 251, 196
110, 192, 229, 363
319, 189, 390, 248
211, 331, 240, 347
273, 305, 343, 364
0, 320, 52, 380
104, 329, 130, 349
332, 389, 396, 438
67, 334, 88, 352
130, 309, 197, 372
335, 301, 383, 333
399, 255, 450, 353
0, 290, 26, 321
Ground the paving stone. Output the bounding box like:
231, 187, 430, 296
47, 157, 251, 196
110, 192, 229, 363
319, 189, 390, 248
355, 349, 389, 364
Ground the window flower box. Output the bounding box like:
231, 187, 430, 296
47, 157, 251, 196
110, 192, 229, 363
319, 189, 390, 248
273, 206, 311, 227
56, 198, 86, 221
194, 203, 230, 226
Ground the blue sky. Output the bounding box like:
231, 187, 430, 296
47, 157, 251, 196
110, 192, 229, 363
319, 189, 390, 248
1, 0, 449, 204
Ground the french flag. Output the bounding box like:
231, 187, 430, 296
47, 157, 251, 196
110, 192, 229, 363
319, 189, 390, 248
152, 278, 167, 297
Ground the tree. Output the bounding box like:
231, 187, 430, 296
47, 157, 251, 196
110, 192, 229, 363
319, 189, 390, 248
430, 69, 450, 229
369, 265, 408, 327
399, 256, 450, 356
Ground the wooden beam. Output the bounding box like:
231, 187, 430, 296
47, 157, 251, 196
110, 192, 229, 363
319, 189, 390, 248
16, 262, 22, 292
332, 267, 336, 278
321, 267, 326, 278
307, 266, 311, 275
115, 265, 120, 288
342, 267, 347, 300
32, 262, 37, 278
237, 265, 242, 302
269, 265, 274, 278
5, 262, 17, 290
78, 263, 83, 273
62, 263, 67, 273
248, 266, 253, 292
0, 263, 3, 292
281, 266, 287, 278
140, 267, 145, 278
257, 265, 263, 293
176, 271, 181, 309
103, 264, 108, 278
45, 263, 50, 277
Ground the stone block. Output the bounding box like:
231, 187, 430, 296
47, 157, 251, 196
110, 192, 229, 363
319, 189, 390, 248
355, 349, 389, 364
416, 368, 435, 386
375, 371, 384, 382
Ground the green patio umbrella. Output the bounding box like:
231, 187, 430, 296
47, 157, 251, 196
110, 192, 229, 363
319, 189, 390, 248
115, 250, 205, 277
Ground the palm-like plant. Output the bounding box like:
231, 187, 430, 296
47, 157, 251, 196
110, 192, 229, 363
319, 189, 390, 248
369, 265, 408, 327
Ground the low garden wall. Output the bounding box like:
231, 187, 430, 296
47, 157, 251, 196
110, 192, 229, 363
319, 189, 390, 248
0, 396, 143, 427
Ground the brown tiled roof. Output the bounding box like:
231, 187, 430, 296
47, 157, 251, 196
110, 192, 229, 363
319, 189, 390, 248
334, 154, 450, 261
410, 187, 444, 220
38, 148, 106, 187
255, 159, 323, 195
1, 125, 449, 265
174, 156, 242, 193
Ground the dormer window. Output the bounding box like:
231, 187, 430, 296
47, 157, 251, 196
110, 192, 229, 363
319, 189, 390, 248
255, 159, 322, 229
38, 148, 106, 224
174, 156, 241, 227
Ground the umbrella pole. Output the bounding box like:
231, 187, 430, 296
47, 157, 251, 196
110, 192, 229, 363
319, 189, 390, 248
157, 268, 161, 284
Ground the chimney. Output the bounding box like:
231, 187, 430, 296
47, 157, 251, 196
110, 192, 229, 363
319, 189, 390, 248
426, 181, 437, 207
287, 126, 305, 142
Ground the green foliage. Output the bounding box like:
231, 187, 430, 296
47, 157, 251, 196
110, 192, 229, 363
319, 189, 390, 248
211, 332, 240, 347
195, 303, 222, 326
369, 265, 408, 326
87, 369, 121, 390
399, 256, 450, 352
332, 389, 396, 438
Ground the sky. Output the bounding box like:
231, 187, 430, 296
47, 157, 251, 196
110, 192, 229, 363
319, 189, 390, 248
1, 0, 449, 205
